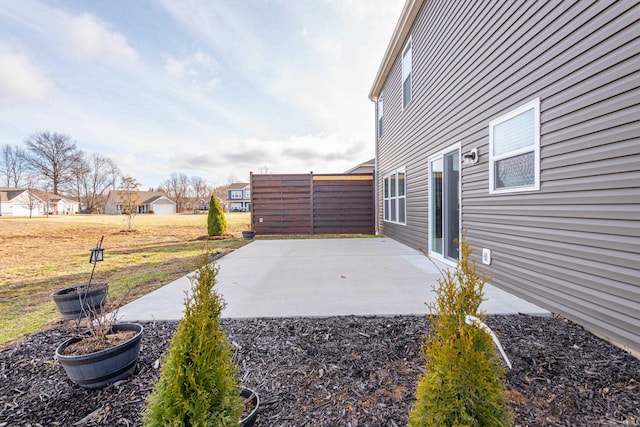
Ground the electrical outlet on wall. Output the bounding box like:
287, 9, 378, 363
482, 248, 491, 265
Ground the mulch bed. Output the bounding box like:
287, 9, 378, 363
1, 315, 639, 426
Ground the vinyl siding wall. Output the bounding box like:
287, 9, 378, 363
375, 0, 640, 353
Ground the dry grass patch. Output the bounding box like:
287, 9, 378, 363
0, 212, 250, 344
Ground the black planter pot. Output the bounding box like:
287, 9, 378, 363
240, 387, 259, 427
52, 283, 108, 321
55, 323, 143, 389
242, 230, 256, 240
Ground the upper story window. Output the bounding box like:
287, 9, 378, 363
383, 168, 406, 225
377, 95, 384, 139
402, 39, 412, 109
244, 190, 250, 199
489, 98, 540, 194
230, 190, 243, 199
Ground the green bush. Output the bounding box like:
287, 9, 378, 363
207, 195, 227, 237
408, 238, 512, 427
143, 252, 242, 427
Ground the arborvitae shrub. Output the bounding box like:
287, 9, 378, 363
143, 252, 242, 427
408, 238, 512, 427
207, 195, 227, 237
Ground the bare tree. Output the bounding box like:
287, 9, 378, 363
160, 172, 189, 213
73, 154, 121, 213
226, 174, 239, 185
21, 175, 43, 218
190, 175, 210, 198
23, 131, 83, 195
211, 184, 229, 211
107, 158, 120, 193
119, 176, 140, 230
258, 164, 272, 174
1, 144, 28, 187
69, 151, 90, 203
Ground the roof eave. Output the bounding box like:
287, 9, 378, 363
368, 0, 425, 102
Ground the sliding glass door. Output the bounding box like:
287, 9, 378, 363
429, 145, 460, 261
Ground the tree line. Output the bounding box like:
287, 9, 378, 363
1, 131, 231, 213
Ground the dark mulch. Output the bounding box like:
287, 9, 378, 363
1, 315, 639, 426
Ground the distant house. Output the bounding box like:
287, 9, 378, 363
104, 191, 176, 215
184, 197, 209, 212
0, 188, 45, 216
0, 188, 80, 216
32, 189, 81, 215
370, 1, 640, 354
227, 183, 250, 212
344, 158, 375, 175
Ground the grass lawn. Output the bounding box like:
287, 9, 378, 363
0, 212, 251, 345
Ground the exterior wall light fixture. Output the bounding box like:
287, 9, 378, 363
462, 147, 479, 165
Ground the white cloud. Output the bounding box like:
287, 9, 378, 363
0, 0, 402, 187
164, 49, 221, 91
167, 132, 370, 182
156, 0, 403, 136
0, 42, 52, 103
164, 57, 185, 78
63, 12, 138, 63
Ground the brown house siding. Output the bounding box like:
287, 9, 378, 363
373, 1, 640, 353
251, 173, 374, 235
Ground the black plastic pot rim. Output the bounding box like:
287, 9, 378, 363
55, 323, 143, 361
51, 283, 108, 298
240, 387, 259, 426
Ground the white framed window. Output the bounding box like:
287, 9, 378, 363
244, 189, 250, 199
230, 190, 243, 199
377, 95, 384, 140
402, 38, 412, 109
489, 98, 540, 194
383, 168, 406, 225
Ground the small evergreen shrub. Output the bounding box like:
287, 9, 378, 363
408, 237, 512, 427
143, 252, 242, 427
207, 195, 227, 237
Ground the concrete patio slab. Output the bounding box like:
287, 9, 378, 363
116, 238, 548, 322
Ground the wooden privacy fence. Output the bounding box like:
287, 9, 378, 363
250, 173, 375, 235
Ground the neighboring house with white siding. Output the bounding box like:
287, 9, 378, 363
0, 188, 46, 216
0, 188, 80, 216
370, 1, 639, 354
31, 189, 81, 215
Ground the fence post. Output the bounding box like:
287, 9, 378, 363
249, 171, 254, 232
309, 171, 314, 234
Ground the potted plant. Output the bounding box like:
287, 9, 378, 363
54, 237, 144, 389
241, 225, 256, 240
52, 236, 108, 320
143, 250, 259, 426
55, 321, 143, 389
51, 282, 108, 321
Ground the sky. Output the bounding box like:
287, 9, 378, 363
0, 0, 404, 189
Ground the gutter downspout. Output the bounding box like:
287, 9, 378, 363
368, 94, 381, 236
374, 104, 379, 236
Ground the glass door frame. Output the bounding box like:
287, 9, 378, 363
427, 142, 461, 265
